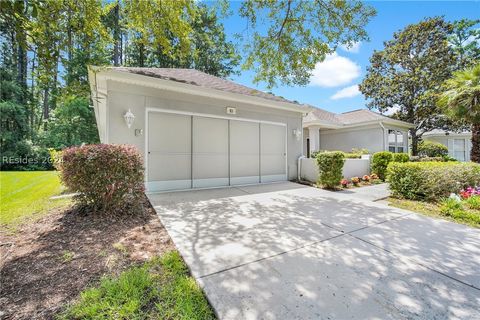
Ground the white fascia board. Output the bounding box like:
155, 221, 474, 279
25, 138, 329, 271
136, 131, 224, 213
423, 131, 471, 138
303, 119, 413, 130
91, 67, 309, 115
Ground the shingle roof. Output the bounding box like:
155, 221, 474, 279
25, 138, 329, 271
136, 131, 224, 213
303, 105, 342, 124
306, 108, 412, 127
111, 67, 298, 105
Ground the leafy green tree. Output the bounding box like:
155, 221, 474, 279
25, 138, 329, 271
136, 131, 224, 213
359, 17, 456, 155
449, 19, 480, 69
42, 97, 99, 149
438, 64, 480, 163
238, 0, 376, 87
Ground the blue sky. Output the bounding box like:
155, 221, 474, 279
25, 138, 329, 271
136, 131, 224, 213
215, 1, 480, 114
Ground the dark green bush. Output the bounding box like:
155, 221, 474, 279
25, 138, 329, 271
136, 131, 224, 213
372, 151, 393, 181
418, 140, 448, 157
388, 162, 480, 201
316, 151, 345, 189
392, 153, 409, 163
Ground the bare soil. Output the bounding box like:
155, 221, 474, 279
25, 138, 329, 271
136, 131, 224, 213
0, 197, 175, 319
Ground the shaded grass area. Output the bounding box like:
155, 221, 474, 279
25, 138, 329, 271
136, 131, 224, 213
0, 171, 70, 227
59, 251, 215, 320
388, 197, 480, 228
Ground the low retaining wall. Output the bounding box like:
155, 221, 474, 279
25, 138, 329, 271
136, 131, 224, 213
299, 156, 371, 183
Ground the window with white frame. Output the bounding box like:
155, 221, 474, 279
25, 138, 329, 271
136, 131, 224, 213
453, 139, 466, 161
388, 129, 405, 153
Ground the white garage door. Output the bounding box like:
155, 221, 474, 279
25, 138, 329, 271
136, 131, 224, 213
147, 111, 286, 192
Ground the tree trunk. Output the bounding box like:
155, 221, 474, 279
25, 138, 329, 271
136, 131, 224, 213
410, 128, 419, 156
471, 122, 480, 163
113, 2, 120, 66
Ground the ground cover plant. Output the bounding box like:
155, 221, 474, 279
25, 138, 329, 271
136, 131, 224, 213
59, 251, 215, 320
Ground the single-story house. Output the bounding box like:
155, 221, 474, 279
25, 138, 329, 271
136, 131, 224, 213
422, 129, 472, 162
303, 107, 414, 157
88, 66, 309, 192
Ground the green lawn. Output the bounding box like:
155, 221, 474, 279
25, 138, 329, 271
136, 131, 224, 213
59, 251, 215, 319
0, 171, 71, 227
388, 197, 480, 228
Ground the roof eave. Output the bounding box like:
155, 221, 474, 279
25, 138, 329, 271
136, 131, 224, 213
89, 66, 310, 114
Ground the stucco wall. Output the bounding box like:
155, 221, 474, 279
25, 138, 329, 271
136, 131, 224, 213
104, 80, 303, 181
299, 157, 371, 183
319, 126, 384, 153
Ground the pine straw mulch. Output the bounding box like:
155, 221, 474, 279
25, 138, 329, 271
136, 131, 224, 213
0, 197, 175, 320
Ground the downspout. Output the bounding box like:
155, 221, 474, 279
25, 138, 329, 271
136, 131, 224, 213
379, 122, 386, 151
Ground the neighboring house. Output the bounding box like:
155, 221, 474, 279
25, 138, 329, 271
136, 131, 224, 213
422, 129, 472, 162
88, 66, 308, 192
303, 107, 414, 157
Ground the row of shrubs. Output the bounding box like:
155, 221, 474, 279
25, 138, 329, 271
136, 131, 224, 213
388, 162, 480, 201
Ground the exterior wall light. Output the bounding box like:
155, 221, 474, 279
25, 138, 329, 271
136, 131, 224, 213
124, 109, 135, 128
293, 128, 302, 141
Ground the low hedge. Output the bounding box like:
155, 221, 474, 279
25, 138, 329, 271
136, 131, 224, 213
392, 153, 409, 163
60, 144, 145, 213
316, 151, 345, 189
371, 151, 393, 181
387, 162, 480, 201
418, 140, 448, 157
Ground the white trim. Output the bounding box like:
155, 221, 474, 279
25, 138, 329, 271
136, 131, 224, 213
146, 107, 287, 127
230, 176, 260, 185
146, 180, 191, 192
193, 177, 229, 188
261, 174, 288, 183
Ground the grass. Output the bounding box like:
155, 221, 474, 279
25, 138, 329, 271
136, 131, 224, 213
388, 197, 480, 228
0, 171, 71, 227
59, 251, 215, 320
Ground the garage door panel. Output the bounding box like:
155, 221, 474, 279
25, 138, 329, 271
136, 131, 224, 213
230, 121, 260, 185
193, 117, 229, 187
147, 154, 191, 181
147, 113, 191, 191
260, 123, 286, 182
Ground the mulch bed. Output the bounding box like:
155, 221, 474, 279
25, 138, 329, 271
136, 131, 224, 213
0, 197, 175, 319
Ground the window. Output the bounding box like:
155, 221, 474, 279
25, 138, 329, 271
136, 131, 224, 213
453, 139, 466, 161
388, 129, 405, 153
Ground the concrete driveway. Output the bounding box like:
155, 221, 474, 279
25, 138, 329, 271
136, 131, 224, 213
147, 182, 480, 320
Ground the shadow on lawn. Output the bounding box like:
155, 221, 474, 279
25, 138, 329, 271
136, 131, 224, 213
0, 198, 174, 320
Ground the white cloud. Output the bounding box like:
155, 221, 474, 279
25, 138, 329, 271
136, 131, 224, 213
339, 41, 361, 53
310, 53, 361, 87
331, 85, 360, 100
383, 105, 401, 116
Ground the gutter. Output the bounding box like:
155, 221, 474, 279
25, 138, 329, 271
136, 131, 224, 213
379, 122, 386, 151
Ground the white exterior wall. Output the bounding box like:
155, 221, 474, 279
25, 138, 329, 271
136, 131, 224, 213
104, 80, 303, 181
423, 134, 472, 162
299, 158, 371, 183
320, 125, 384, 153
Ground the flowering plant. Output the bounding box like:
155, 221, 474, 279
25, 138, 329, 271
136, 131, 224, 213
362, 175, 370, 182
459, 186, 480, 199
340, 179, 349, 188
351, 177, 360, 186
370, 173, 379, 180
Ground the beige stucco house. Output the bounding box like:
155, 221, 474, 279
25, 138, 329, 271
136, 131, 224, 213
303, 107, 414, 157
88, 66, 309, 192
422, 129, 472, 162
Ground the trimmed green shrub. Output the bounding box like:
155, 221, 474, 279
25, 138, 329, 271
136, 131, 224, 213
392, 153, 409, 163
387, 162, 480, 201
316, 151, 345, 189
371, 151, 393, 181
418, 140, 448, 157
60, 144, 145, 213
